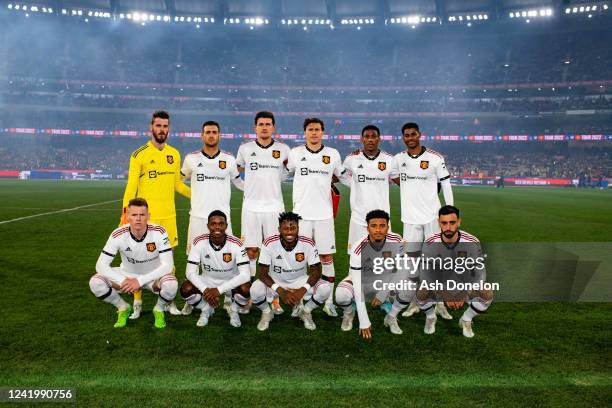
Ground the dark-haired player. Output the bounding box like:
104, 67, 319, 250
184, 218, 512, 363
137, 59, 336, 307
180, 210, 251, 328
250, 212, 331, 331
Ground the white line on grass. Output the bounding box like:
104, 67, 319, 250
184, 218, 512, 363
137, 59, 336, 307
0, 199, 121, 225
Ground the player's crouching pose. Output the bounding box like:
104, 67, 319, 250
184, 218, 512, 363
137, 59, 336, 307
89, 198, 178, 329
251, 212, 331, 331
335, 210, 415, 339
416, 205, 493, 338
180, 210, 251, 328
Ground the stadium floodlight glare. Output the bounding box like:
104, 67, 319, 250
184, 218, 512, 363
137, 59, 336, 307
565, 8, 571, 13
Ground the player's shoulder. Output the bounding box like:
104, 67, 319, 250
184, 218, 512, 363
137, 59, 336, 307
131, 142, 151, 159
164, 144, 181, 156
352, 235, 370, 255
385, 232, 403, 242
193, 233, 210, 246
147, 223, 167, 235
297, 235, 316, 247
226, 234, 244, 247
273, 140, 291, 150
424, 147, 445, 161
394, 150, 407, 159
345, 149, 360, 161
291, 144, 307, 154
220, 150, 237, 160
379, 150, 395, 160
460, 230, 480, 243
262, 234, 281, 247
323, 145, 341, 156
187, 150, 201, 157
424, 232, 442, 243
111, 225, 130, 239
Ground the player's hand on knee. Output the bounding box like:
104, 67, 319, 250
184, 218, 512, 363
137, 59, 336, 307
371, 297, 382, 308
204, 287, 220, 308
286, 287, 307, 306
120, 277, 141, 293
359, 327, 372, 340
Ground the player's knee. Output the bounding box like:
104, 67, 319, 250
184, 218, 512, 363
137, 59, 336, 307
319, 254, 333, 263
416, 289, 433, 302
397, 289, 415, 305
249, 280, 266, 302
235, 282, 251, 299
89, 274, 110, 297
180, 280, 199, 299
314, 281, 332, 300
246, 248, 259, 260
335, 284, 353, 306
160, 276, 178, 296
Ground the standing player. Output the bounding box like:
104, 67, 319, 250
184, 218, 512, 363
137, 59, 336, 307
335, 210, 414, 338
250, 212, 331, 331
236, 111, 290, 313
341, 125, 398, 253
89, 198, 178, 329
121, 110, 190, 319
179, 210, 251, 327
416, 205, 493, 338
393, 122, 454, 320
286, 117, 345, 317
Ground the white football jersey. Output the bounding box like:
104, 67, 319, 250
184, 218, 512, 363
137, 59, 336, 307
343, 150, 398, 226
236, 140, 290, 212
181, 150, 240, 219
259, 235, 320, 284
394, 147, 451, 224
287, 145, 345, 220
99, 224, 173, 285
349, 232, 404, 329
186, 234, 250, 293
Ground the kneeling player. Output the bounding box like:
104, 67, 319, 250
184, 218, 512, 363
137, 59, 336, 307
416, 205, 493, 338
89, 198, 178, 329
180, 210, 250, 327
335, 210, 415, 339
251, 212, 331, 331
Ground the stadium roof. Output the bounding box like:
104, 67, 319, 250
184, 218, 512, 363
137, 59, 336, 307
13, 0, 572, 21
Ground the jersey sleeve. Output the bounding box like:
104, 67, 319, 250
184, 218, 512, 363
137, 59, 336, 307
95, 234, 125, 283
286, 149, 296, 172
332, 150, 346, 178
217, 242, 251, 293
388, 155, 400, 179
236, 144, 246, 167
307, 243, 320, 266
185, 242, 204, 291
181, 155, 193, 179
258, 243, 272, 266
436, 156, 451, 181
229, 155, 244, 191
174, 151, 191, 199
122, 152, 141, 209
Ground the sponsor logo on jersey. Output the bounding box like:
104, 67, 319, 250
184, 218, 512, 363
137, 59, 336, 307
272, 150, 280, 159
149, 171, 157, 178
146, 243, 157, 252
250, 152, 257, 156
300, 157, 307, 161
204, 254, 211, 259
250, 163, 259, 170
197, 163, 204, 167
219, 160, 227, 169
167, 155, 174, 164
223, 253, 232, 263
420, 160, 429, 170
401, 163, 407, 167
357, 164, 364, 169
378, 162, 386, 171
322, 155, 330, 164
358, 175, 366, 182
295, 252, 305, 262
150, 160, 155, 164
125, 247, 131, 252
276, 255, 282, 260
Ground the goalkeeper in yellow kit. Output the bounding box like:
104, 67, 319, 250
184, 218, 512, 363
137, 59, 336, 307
120, 110, 191, 319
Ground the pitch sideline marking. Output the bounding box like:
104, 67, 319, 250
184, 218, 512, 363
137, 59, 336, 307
0, 199, 121, 225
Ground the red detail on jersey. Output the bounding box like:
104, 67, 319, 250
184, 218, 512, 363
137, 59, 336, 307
354, 238, 369, 255
147, 225, 167, 234
263, 235, 280, 246
193, 234, 210, 246
461, 231, 480, 242
226, 235, 244, 246
331, 184, 341, 218
298, 236, 316, 246
380, 150, 394, 158
112, 227, 130, 238
425, 233, 442, 243
426, 148, 445, 160
386, 233, 403, 242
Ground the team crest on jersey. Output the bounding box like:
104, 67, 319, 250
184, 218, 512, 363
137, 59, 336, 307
322, 155, 330, 164
457, 251, 468, 258
272, 150, 280, 159
166, 155, 174, 164
420, 160, 429, 170
223, 253, 232, 263
295, 252, 305, 262
219, 160, 227, 169
146, 243, 157, 252
378, 162, 386, 171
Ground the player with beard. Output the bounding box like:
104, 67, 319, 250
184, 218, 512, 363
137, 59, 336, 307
121, 111, 191, 319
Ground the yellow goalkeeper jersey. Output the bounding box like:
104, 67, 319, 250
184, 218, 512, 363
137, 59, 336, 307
122, 141, 191, 219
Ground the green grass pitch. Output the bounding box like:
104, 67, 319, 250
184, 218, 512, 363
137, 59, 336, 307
0, 180, 610, 406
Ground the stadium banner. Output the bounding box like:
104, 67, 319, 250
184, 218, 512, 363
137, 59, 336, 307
2, 128, 611, 142
358, 242, 612, 302
0, 170, 19, 178
29, 171, 64, 179
450, 175, 594, 186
